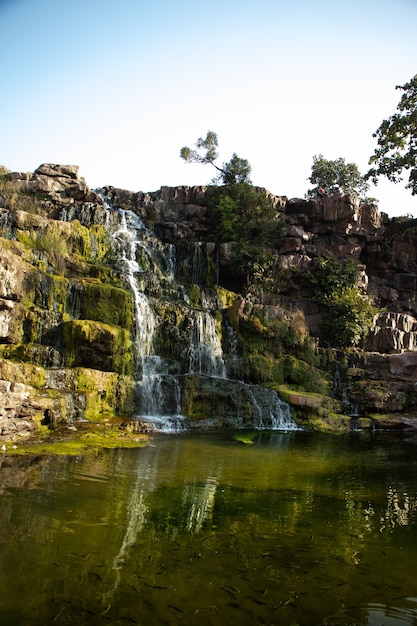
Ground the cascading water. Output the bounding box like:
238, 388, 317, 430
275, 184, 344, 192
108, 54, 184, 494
243, 385, 298, 431
110, 205, 184, 432
188, 311, 227, 379
98, 191, 297, 432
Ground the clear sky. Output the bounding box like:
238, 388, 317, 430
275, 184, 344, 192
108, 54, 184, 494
1, 0, 416, 216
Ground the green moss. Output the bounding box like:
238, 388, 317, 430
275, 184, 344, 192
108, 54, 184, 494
357, 418, 373, 428
62, 320, 133, 375
215, 287, 239, 309
73, 368, 133, 422
69, 280, 133, 328
225, 298, 242, 328
1, 343, 56, 367
0, 358, 46, 388
181, 375, 237, 426
188, 284, 202, 307
276, 384, 347, 432
5, 425, 148, 456
234, 432, 257, 444
307, 414, 352, 434
367, 413, 405, 428
240, 353, 284, 385
277, 386, 323, 407
281, 356, 330, 394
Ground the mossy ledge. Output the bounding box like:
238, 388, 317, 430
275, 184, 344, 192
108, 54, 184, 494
2, 422, 149, 456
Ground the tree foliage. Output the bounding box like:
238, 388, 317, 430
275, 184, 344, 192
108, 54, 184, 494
302, 254, 378, 347
205, 183, 286, 283
180, 130, 252, 185
205, 183, 285, 248
367, 74, 417, 195
306, 154, 369, 198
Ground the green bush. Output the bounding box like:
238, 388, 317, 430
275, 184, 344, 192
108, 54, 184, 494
322, 287, 379, 347
205, 183, 286, 249
204, 183, 286, 287
302, 254, 378, 347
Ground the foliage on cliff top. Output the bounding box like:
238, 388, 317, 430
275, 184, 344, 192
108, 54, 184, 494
180, 130, 252, 185
367, 74, 417, 195
306, 154, 370, 199
204, 182, 286, 286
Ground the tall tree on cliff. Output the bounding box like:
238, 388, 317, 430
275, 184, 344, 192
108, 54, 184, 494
306, 154, 369, 198
180, 130, 252, 185
367, 74, 417, 195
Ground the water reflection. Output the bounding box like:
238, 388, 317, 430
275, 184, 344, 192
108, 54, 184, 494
0, 432, 417, 625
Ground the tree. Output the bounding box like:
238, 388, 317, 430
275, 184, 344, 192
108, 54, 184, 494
180, 130, 252, 185
306, 154, 369, 198
302, 254, 378, 347
217, 153, 252, 185
367, 74, 417, 195
205, 183, 285, 248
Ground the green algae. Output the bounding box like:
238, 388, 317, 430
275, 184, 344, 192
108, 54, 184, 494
69, 280, 133, 328
63, 319, 133, 374
233, 432, 258, 444
3, 424, 148, 456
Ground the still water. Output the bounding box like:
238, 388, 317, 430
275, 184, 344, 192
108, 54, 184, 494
1, 431, 417, 626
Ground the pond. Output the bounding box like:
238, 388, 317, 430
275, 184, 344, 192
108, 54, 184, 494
1, 430, 417, 625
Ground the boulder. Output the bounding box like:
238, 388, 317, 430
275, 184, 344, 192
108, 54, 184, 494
389, 353, 417, 380
29, 163, 96, 203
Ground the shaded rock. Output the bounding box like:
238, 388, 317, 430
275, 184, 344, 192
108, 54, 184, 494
389, 352, 417, 380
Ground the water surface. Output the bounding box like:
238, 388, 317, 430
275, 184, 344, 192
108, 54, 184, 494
1, 431, 417, 625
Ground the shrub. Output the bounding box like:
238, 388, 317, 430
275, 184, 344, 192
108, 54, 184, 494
302, 254, 378, 347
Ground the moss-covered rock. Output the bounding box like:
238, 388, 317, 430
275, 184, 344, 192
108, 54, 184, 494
276, 385, 351, 432
62, 319, 133, 375
67, 280, 133, 328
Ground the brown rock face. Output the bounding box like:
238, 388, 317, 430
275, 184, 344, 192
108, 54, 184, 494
367, 312, 417, 353
5, 163, 97, 204
389, 352, 417, 380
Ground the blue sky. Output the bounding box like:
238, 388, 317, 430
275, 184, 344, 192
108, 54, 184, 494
1, 0, 416, 215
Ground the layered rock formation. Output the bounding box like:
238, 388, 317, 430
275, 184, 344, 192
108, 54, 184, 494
1, 163, 417, 442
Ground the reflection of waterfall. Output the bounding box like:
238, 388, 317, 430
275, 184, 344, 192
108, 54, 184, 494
103, 446, 161, 604
182, 476, 218, 533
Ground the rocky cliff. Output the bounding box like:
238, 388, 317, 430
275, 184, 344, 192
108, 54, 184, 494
1, 163, 416, 443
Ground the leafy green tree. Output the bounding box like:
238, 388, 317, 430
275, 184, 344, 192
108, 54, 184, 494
204, 183, 286, 288
322, 287, 378, 348
217, 153, 252, 185
367, 74, 417, 195
205, 183, 285, 248
180, 131, 252, 185
302, 254, 378, 347
306, 154, 369, 198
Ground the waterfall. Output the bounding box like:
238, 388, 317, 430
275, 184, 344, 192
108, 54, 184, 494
113, 210, 155, 358
191, 242, 204, 285
188, 311, 227, 379
97, 190, 296, 433
240, 383, 299, 431
107, 202, 185, 432
332, 361, 360, 417
138, 356, 184, 432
